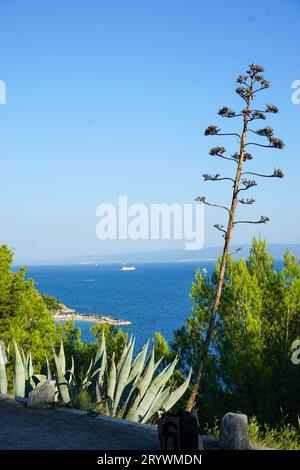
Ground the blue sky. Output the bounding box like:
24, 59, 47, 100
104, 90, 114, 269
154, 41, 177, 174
0, 0, 299, 263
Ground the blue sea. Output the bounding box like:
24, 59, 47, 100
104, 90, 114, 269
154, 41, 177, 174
24, 261, 284, 351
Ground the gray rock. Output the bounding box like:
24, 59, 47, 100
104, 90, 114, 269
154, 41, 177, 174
28, 380, 56, 409
219, 412, 249, 450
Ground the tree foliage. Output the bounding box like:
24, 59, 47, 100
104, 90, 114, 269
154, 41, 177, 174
172, 239, 300, 426
0, 245, 55, 368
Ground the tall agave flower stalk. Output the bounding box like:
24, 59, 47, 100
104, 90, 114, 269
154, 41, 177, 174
186, 64, 284, 411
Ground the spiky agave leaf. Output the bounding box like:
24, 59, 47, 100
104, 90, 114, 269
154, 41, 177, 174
133, 357, 179, 421
112, 339, 135, 415
95, 358, 106, 403
80, 359, 93, 391
119, 341, 152, 417
94, 329, 106, 365
117, 336, 132, 373
141, 386, 172, 424
125, 348, 161, 421
0, 341, 7, 362
107, 352, 116, 403
32, 374, 47, 386
13, 340, 25, 397
58, 339, 66, 375
67, 356, 75, 385
21, 349, 28, 380
45, 355, 52, 380
53, 347, 70, 403
26, 351, 36, 394
28, 352, 34, 378
0, 343, 7, 394
162, 369, 192, 413
92, 329, 107, 384
127, 340, 149, 385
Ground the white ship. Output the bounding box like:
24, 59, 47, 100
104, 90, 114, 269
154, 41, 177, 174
121, 264, 136, 271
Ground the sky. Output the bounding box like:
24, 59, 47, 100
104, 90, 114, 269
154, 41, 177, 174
0, 0, 299, 263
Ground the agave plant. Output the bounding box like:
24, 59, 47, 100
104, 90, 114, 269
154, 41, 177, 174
0, 340, 48, 397
0, 336, 191, 424
52, 332, 191, 423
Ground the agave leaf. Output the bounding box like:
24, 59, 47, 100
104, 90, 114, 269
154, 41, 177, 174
117, 343, 128, 373
0, 341, 7, 362
80, 358, 93, 391
107, 352, 116, 402
33, 374, 47, 384
96, 379, 101, 403
83, 359, 93, 381
127, 341, 148, 385
120, 342, 154, 417
91, 351, 107, 387
45, 355, 52, 380
83, 360, 97, 386
134, 357, 178, 420
53, 347, 70, 403
0, 344, 7, 394
22, 350, 28, 380
90, 365, 102, 379
112, 339, 135, 415
67, 356, 75, 385
28, 352, 34, 378
125, 347, 157, 421
58, 340, 66, 375
137, 348, 161, 398
141, 385, 171, 424
24, 351, 35, 395
94, 329, 106, 364
92, 331, 107, 386
66, 369, 77, 385
99, 346, 107, 386
95, 352, 108, 403
13, 340, 25, 397
162, 369, 192, 412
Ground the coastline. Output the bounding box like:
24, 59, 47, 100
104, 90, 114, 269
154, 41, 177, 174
53, 313, 132, 326
53, 304, 132, 326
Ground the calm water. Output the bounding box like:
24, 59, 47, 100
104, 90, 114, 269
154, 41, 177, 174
24, 261, 284, 351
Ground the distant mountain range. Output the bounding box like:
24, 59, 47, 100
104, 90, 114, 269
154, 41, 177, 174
27, 244, 300, 265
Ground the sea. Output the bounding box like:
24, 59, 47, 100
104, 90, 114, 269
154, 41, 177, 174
24, 260, 284, 352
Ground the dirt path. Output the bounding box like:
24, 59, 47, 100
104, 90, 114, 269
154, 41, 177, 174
0, 398, 159, 450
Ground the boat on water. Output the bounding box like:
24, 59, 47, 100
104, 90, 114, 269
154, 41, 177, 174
121, 264, 136, 271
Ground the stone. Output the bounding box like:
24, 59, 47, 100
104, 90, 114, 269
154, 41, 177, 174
28, 380, 56, 409
219, 412, 249, 450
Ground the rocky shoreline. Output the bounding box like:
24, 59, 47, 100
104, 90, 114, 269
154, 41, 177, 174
53, 303, 132, 326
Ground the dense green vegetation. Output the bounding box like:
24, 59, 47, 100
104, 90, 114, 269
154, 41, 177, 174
41, 293, 61, 313
0, 245, 55, 368
169, 238, 300, 428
